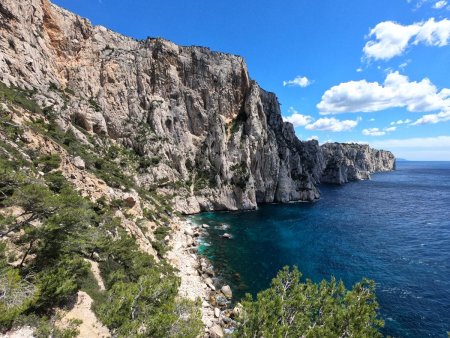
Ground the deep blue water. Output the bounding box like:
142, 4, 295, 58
191, 162, 450, 338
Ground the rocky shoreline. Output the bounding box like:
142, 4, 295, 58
168, 218, 240, 338
167, 219, 240, 338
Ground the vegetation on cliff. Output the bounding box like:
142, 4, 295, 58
235, 267, 384, 338
0, 85, 202, 337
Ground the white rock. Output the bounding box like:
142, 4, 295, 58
221, 285, 232, 299
184, 228, 194, 236
209, 324, 224, 338
214, 307, 220, 318
233, 303, 243, 317
184, 237, 194, 247
73, 156, 85, 170
205, 278, 216, 291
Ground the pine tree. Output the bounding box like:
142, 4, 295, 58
235, 266, 384, 338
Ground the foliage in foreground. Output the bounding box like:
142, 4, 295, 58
235, 266, 384, 338
0, 86, 202, 337
0, 153, 202, 336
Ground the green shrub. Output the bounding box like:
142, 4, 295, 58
44, 171, 67, 193
64, 88, 75, 96
0, 268, 37, 327
88, 98, 101, 112
33, 256, 89, 309
110, 198, 128, 209
80, 269, 106, 312
31, 316, 81, 338
230, 109, 247, 134
139, 156, 160, 169
48, 82, 59, 91
34, 154, 61, 172
235, 266, 384, 338
0, 81, 41, 114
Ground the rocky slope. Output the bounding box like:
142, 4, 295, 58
0, 0, 395, 214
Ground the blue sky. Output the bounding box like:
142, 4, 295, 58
52, 0, 450, 160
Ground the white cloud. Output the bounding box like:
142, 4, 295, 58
406, 0, 448, 10
362, 126, 396, 136
283, 107, 314, 127
369, 118, 376, 122
411, 109, 450, 124
305, 117, 359, 132
399, 59, 411, 69
363, 18, 450, 60
390, 119, 412, 125
370, 135, 450, 160
363, 128, 386, 136
317, 71, 450, 115
284, 107, 359, 132
408, 0, 427, 9
356, 68, 364, 72
372, 135, 450, 148
363, 21, 421, 60
283, 76, 312, 88
308, 135, 319, 141
433, 0, 447, 8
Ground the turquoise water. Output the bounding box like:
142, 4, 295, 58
191, 162, 450, 338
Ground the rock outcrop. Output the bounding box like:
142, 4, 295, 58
320, 143, 396, 184
0, 0, 395, 214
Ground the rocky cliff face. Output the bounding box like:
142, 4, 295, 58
0, 0, 395, 214
320, 143, 395, 184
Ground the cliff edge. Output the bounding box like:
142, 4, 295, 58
0, 0, 395, 214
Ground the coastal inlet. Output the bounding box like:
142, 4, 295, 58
191, 161, 450, 338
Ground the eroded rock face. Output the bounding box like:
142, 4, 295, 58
320, 143, 396, 184
0, 0, 395, 213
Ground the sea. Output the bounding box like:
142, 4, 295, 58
191, 161, 450, 338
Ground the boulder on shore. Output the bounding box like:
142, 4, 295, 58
209, 324, 224, 338
184, 228, 194, 236
221, 285, 232, 299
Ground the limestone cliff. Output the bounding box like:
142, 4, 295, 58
0, 0, 395, 214
320, 143, 396, 184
